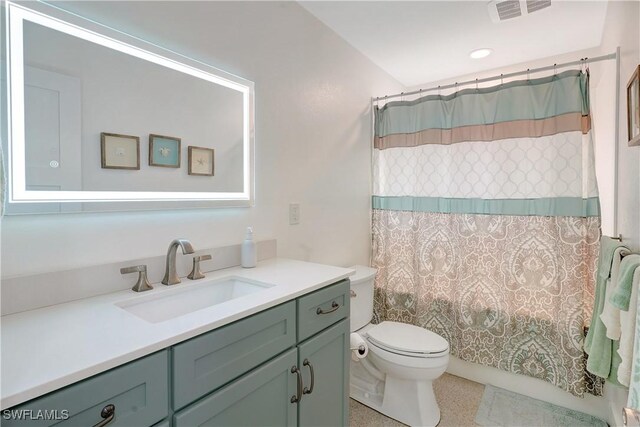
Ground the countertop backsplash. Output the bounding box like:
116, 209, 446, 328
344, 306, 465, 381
1, 239, 277, 316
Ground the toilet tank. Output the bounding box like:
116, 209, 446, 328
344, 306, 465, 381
348, 265, 377, 332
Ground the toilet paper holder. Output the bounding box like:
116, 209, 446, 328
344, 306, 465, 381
351, 344, 366, 354
350, 333, 369, 359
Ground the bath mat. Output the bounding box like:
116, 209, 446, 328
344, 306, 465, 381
475, 385, 608, 427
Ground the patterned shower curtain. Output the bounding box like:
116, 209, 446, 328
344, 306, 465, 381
372, 70, 601, 397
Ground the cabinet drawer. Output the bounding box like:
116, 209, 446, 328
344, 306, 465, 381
3, 350, 169, 427
297, 280, 350, 341
172, 301, 296, 409
173, 348, 298, 427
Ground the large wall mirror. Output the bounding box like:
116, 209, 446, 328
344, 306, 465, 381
2, 2, 254, 213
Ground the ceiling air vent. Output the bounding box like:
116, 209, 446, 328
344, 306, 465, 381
488, 0, 551, 23
494, 0, 522, 21
526, 0, 552, 14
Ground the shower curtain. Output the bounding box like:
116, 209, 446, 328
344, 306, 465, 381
372, 70, 601, 397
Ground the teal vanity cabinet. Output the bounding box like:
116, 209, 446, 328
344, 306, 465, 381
4, 279, 350, 427
173, 348, 299, 426
173, 280, 350, 427
173, 321, 350, 427
171, 301, 297, 410
2, 350, 170, 427
296, 280, 350, 427
297, 319, 350, 427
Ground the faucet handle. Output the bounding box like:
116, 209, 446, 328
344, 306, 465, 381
121, 265, 153, 292
188, 254, 212, 280
120, 265, 146, 274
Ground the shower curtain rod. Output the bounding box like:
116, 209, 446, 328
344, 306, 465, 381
374, 51, 618, 102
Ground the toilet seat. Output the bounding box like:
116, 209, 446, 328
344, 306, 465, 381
366, 321, 449, 358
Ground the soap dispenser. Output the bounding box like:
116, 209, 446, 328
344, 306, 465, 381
241, 227, 257, 268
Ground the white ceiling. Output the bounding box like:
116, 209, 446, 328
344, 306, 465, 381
299, 1, 609, 87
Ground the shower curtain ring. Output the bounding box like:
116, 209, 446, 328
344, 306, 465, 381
475, 78, 479, 90
553, 63, 557, 76
500, 74, 503, 85
527, 69, 530, 82
437, 85, 441, 96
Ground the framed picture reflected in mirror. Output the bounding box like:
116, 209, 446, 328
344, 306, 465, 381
188, 146, 215, 176
149, 134, 181, 168
100, 133, 140, 170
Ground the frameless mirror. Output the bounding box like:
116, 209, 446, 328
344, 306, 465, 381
2, 2, 254, 213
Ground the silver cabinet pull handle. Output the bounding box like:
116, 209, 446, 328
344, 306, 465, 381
92, 404, 115, 427
316, 301, 339, 315
290, 366, 303, 403
302, 359, 314, 395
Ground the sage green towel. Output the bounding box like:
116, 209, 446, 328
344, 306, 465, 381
610, 254, 640, 310
584, 236, 625, 378
627, 287, 640, 410
608, 340, 623, 386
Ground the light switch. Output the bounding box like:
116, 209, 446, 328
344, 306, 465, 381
289, 203, 300, 225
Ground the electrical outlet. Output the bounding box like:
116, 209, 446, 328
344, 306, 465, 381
289, 203, 300, 225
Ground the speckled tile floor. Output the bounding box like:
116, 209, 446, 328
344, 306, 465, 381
349, 373, 485, 427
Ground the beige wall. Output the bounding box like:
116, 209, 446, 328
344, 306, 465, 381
598, 1, 640, 424
603, 0, 640, 252
0, 1, 402, 277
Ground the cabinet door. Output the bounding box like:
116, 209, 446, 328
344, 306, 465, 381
297, 319, 349, 427
173, 348, 298, 427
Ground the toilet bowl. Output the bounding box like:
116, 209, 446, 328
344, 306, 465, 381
349, 265, 449, 427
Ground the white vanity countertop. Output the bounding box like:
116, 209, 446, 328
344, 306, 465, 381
0, 258, 355, 409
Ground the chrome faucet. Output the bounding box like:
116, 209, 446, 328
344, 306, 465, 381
162, 239, 195, 285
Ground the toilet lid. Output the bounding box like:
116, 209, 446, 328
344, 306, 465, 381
367, 321, 449, 354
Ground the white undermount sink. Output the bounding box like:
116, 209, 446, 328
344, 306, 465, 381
116, 276, 274, 323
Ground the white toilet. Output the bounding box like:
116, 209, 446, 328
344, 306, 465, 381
349, 265, 449, 427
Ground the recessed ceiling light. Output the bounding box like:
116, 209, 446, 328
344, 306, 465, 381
470, 48, 493, 59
